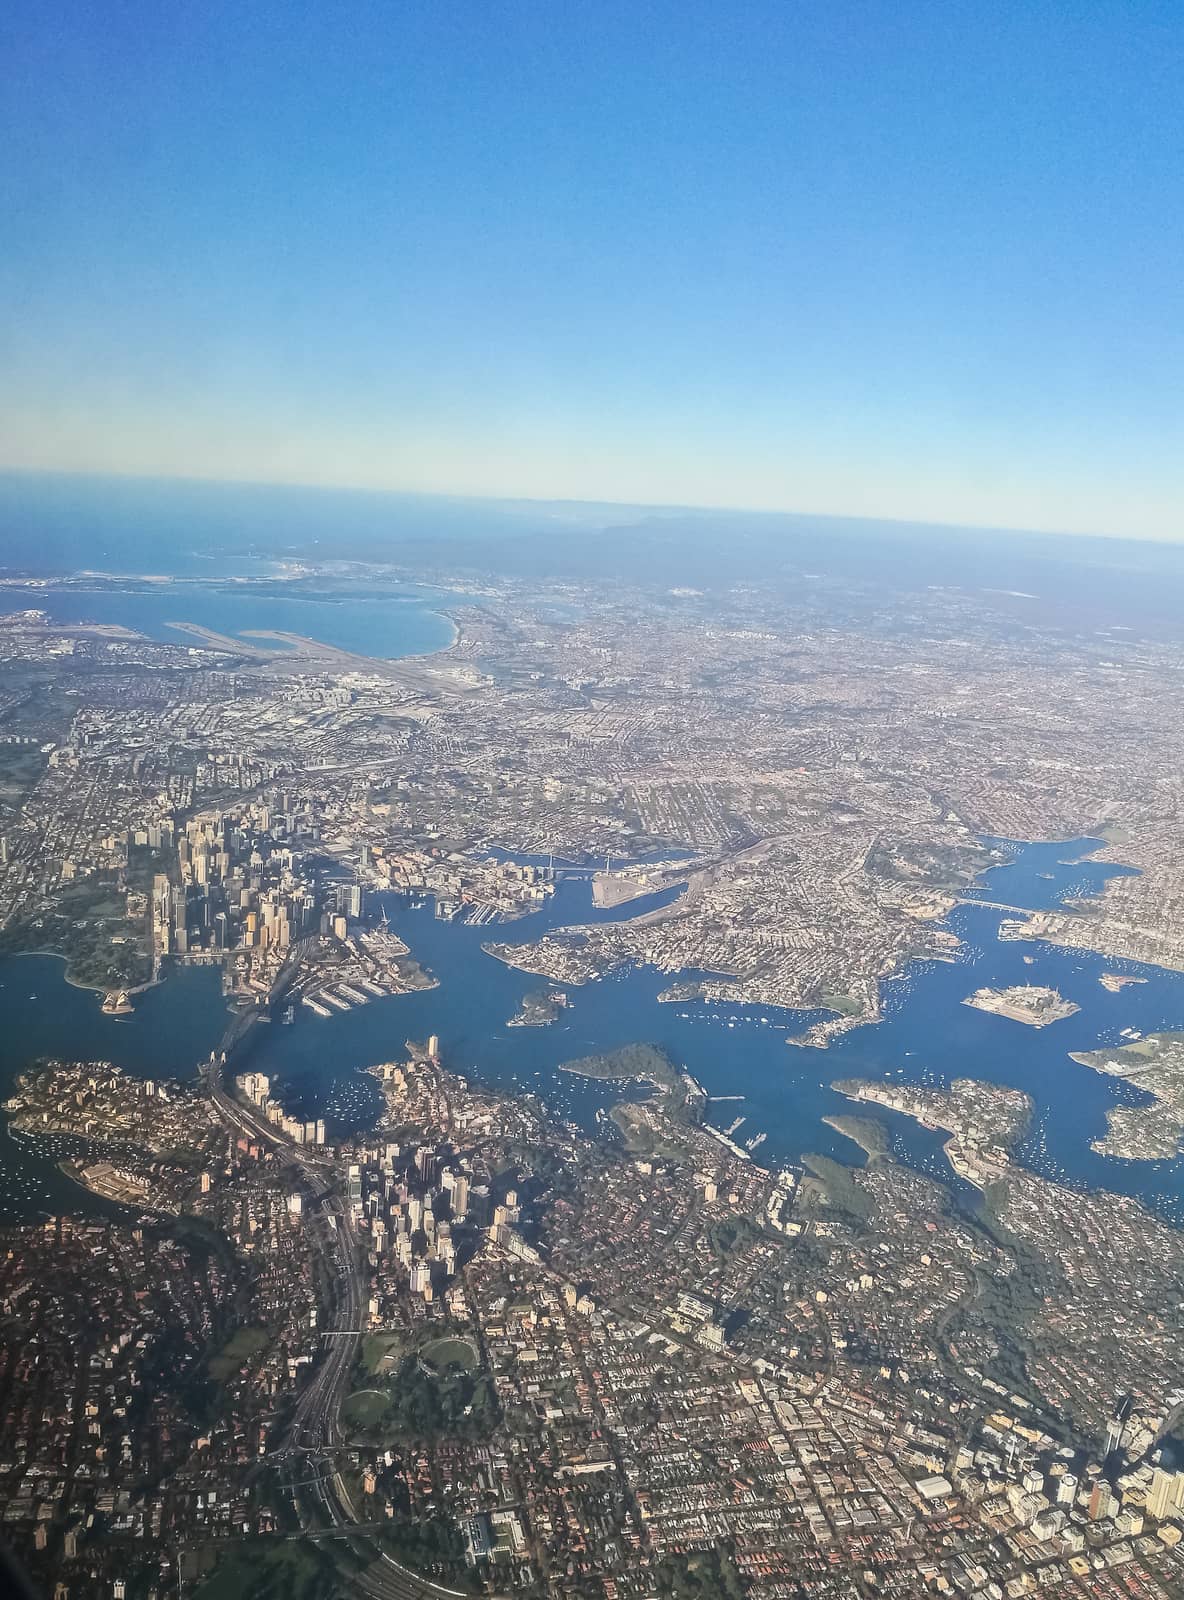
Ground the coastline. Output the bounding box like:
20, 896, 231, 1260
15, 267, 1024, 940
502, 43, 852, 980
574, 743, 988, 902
2, 569, 461, 666
0, 946, 162, 1001
822, 1113, 891, 1162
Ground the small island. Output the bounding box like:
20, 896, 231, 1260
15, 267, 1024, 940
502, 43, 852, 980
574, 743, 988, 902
1099, 972, 1147, 993
1068, 1032, 1184, 1160
506, 988, 568, 1028
962, 984, 1079, 1027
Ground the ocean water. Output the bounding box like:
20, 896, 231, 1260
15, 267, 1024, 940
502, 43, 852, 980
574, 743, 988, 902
5, 838, 1184, 1226
0, 472, 576, 578
8, 471, 1184, 638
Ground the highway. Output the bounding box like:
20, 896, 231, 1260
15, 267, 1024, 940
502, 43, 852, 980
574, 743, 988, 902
200, 1055, 468, 1600
199, 1056, 362, 1457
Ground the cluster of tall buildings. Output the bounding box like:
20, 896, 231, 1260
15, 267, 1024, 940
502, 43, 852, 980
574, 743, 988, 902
147, 802, 374, 959
153, 806, 320, 958
1149, 1466, 1184, 1525
237, 1072, 326, 1146
349, 1141, 518, 1305
328, 879, 365, 940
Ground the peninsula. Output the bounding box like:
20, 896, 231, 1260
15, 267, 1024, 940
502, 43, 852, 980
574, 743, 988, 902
1068, 1031, 1184, 1160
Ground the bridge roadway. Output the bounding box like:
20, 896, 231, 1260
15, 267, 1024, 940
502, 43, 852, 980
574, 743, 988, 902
200, 1058, 468, 1600
953, 896, 1074, 915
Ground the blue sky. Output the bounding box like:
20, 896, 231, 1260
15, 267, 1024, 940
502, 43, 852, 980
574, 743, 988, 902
2, 0, 1181, 539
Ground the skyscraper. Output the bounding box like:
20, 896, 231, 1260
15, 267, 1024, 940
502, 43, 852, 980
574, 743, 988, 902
1148, 1467, 1184, 1522
1088, 1482, 1115, 1522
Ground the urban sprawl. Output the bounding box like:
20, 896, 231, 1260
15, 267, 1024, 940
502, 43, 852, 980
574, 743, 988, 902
2, 563, 1184, 1600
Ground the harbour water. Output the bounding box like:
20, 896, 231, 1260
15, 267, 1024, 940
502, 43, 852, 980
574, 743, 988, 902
0, 958, 224, 1219
4, 837, 1184, 1226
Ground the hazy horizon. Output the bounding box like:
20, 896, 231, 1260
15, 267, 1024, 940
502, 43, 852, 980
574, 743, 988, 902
4, 2, 1181, 542
2, 464, 1181, 558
